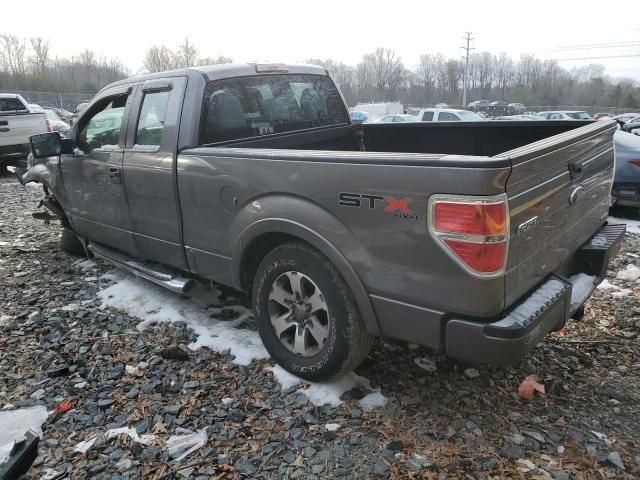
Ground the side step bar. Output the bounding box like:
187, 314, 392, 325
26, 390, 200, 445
88, 242, 195, 294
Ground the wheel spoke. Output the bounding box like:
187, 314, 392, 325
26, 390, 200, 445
292, 326, 307, 355
269, 283, 294, 308
271, 312, 293, 338
306, 290, 327, 314
306, 316, 329, 345
286, 272, 304, 299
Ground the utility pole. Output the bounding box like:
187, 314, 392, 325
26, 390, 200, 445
461, 32, 474, 108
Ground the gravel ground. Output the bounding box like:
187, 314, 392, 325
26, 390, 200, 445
1, 175, 639, 479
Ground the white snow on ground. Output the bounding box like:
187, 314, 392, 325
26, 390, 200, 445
98, 272, 268, 366
267, 365, 385, 408
608, 216, 640, 235
615, 264, 640, 282
0, 406, 48, 463
598, 279, 632, 297
569, 274, 597, 306
98, 271, 385, 408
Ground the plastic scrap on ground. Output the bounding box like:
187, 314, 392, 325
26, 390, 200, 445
166, 427, 208, 462
517, 375, 546, 401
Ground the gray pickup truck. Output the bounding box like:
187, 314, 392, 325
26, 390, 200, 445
19, 63, 625, 380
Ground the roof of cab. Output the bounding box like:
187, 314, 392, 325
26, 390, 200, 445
99, 63, 328, 94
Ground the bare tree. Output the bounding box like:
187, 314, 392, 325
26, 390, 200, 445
29, 37, 50, 74
197, 55, 233, 66
177, 38, 198, 68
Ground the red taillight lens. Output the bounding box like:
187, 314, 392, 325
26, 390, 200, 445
443, 240, 507, 273
434, 201, 507, 236
629, 160, 640, 167
429, 195, 510, 277
45, 120, 52, 133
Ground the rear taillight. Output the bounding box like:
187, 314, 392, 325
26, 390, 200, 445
45, 120, 52, 133
428, 194, 509, 277
629, 160, 640, 167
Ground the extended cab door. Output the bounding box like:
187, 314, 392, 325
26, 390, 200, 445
121, 77, 188, 270
60, 85, 138, 255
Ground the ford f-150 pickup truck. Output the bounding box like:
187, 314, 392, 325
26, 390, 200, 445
18, 63, 625, 380
0, 94, 47, 174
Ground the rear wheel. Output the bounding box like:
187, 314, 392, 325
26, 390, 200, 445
252, 242, 374, 381
60, 228, 85, 256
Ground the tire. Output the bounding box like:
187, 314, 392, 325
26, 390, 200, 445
252, 242, 374, 381
60, 228, 85, 256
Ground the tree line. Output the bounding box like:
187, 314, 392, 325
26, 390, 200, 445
0, 35, 127, 93
309, 49, 639, 109
1, 34, 638, 110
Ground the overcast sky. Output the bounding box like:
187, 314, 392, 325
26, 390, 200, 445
4, 0, 640, 80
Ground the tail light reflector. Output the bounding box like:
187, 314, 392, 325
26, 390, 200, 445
428, 194, 510, 277
45, 120, 52, 133
629, 160, 640, 167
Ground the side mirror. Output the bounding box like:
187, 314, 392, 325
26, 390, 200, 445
30, 132, 62, 159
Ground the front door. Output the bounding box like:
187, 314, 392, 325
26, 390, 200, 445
60, 86, 138, 255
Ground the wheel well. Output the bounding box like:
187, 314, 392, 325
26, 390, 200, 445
240, 232, 302, 291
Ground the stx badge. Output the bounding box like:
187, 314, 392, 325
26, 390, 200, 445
338, 193, 418, 221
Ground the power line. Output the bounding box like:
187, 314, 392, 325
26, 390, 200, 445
555, 53, 640, 61
461, 32, 474, 108
550, 41, 640, 51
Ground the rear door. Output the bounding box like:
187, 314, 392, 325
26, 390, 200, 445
501, 121, 617, 306
60, 85, 138, 255
122, 77, 188, 270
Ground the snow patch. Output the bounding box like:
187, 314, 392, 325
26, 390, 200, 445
616, 264, 640, 282
359, 391, 386, 411
98, 272, 268, 366
569, 273, 596, 307
598, 279, 632, 297
97, 271, 385, 409
267, 365, 384, 408
608, 216, 640, 235
0, 406, 48, 464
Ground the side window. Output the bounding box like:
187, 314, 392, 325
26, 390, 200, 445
381, 116, 393, 123
78, 94, 128, 153
0, 98, 28, 112
421, 111, 434, 121
135, 91, 170, 147
438, 112, 461, 122
199, 74, 349, 144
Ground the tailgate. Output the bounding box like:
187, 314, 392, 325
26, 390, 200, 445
0, 113, 47, 148
501, 120, 617, 307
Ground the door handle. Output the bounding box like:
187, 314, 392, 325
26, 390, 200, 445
108, 166, 122, 184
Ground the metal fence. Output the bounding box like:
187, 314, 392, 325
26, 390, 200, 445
0, 90, 95, 113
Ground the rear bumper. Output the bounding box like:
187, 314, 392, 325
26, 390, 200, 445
612, 183, 640, 207
445, 222, 626, 366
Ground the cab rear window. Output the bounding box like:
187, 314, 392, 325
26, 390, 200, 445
198, 74, 349, 145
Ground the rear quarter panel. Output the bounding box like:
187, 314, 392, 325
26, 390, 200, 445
177, 148, 511, 318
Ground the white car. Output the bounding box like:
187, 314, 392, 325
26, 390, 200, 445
374, 114, 417, 123
0, 94, 47, 174
416, 108, 484, 122
537, 111, 592, 120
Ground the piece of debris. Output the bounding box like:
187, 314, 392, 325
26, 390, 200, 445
517, 375, 545, 400
414, 357, 437, 372
158, 347, 190, 361
166, 427, 208, 462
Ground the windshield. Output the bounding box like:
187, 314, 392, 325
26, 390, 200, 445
45, 110, 61, 121
566, 111, 591, 120
458, 111, 483, 121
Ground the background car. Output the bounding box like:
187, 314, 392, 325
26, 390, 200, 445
48, 107, 75, 124
374, 114, 417, 123
612, 112, 640, 125
494, 115, 542, 121
612, 130, 640, 209
44, 109, 70, 136
538, 111, 593, 120
621, 116, 640, 134
417, 108, 483, 122
508, 103, 525, 114
593, 113, 611, 120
